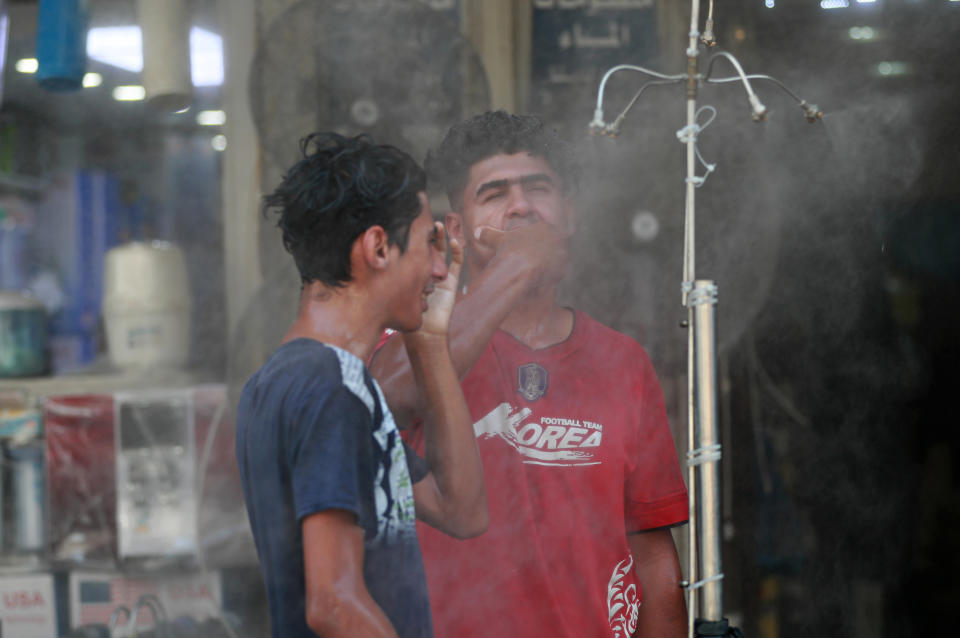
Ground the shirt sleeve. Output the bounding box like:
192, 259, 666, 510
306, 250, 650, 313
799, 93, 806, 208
624, 351, 689, 532
288, 385, 373, 522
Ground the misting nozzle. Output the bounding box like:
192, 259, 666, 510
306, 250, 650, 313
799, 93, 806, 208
799, 100, 823, 123
700, 18, 717, 47
749, 94, 767, 122
588, 108, 607, 136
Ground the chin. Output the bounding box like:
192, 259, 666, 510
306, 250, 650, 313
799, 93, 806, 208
388, 315, 423, 334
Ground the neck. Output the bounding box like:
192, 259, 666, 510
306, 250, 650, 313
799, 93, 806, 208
500, 286, 573, 349
282, 282, 384, 361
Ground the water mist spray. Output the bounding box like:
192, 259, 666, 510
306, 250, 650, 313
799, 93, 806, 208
588, 1, 822, 636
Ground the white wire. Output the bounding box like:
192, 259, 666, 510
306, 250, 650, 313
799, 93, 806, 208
703, 52, 761, 101
595, 64, 686, 114
706, 73, 805, 104
604, 78, 685, 135
696, 104, 717, 130
676, 106, 718, 188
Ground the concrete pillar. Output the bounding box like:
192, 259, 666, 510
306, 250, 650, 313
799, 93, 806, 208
463, 0, 532, 113
218, 0, 262, 354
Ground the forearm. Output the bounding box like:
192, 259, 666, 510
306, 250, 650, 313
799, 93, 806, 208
303, 512, 399, 638
403, 332, 487, 537
630, 530, 687, 638
633, 575, 686, 637
306, 587, 398, 638
371, 255, 535, 428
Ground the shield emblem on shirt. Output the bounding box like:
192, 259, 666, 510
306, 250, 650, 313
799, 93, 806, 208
517, 363, 549, 402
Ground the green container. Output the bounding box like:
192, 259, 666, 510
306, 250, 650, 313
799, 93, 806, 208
0, 291, 48, 377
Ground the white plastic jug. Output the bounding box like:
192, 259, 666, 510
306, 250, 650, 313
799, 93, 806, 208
102, 241, 191, 369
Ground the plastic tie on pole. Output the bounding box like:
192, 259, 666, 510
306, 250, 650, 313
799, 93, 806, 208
684, 573, 724, 592
687, 29, 700, 57
687, 443, 722, 466
676, 123, 701, 144
688, 283, 718, 307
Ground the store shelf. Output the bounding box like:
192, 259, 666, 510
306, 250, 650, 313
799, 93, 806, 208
0, 172, 47, 197
0, 369, 204, 398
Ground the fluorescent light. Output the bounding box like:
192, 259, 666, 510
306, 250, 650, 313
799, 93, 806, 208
87, 26, 143, 72
15, 58, 38, 73
848, 26, 877, 40
82, 72, 103, 88
211, 135, 227, 152
86, 25, 223, 87
856, 0, 876, 3
196, 110, 226, 126
821, 0, 849, 7
190, 27, 224, 87
765, 0, 775, 7
112, 85, 146, 101
874, 61, 911, 76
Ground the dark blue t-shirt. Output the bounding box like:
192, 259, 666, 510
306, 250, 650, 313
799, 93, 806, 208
235, 339, 432, 638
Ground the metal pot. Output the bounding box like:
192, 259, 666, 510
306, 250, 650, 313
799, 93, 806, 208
0, 291, 48, 377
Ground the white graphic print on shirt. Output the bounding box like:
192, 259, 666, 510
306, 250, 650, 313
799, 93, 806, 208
608, 555, 640, 637
333, 346, 416, 544
473, 402, 603, 467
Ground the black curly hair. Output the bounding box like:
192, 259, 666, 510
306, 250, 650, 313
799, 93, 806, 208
424, 110, 580, 210
264, 132, 426, 287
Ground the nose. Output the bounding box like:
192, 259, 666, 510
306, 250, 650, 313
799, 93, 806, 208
505, 185, 534, 220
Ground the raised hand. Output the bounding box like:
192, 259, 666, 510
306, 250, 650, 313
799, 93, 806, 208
417, 222, 464, 339
474, 221, 570, 290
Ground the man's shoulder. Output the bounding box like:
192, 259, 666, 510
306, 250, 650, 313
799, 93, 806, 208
273, 337, 342, 368
241, 339, 346, 406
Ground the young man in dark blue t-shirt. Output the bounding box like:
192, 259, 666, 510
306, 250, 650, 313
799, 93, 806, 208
235, 133, 488, 638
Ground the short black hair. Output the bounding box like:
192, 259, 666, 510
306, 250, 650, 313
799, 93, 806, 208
264, 132, 426, 286
424, 110, 579, 209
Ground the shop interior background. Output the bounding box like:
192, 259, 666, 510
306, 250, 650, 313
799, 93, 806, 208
0, 0, 958, 636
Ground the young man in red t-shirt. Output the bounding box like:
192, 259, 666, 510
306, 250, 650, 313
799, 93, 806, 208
371, 111, 688, 638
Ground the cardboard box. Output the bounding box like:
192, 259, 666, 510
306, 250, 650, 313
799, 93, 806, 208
0, 573, 57, 638
69, 570, 222, 630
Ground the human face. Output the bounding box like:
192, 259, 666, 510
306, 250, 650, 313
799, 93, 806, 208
385, 193, 448, 332
455, 153, 572, 268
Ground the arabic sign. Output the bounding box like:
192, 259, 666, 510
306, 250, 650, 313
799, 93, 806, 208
532, 2, 658, 87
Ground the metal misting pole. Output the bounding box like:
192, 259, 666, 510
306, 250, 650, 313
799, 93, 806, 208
682, 2, 703, 636
682, 0, 724, 634
588, 2, 821, 635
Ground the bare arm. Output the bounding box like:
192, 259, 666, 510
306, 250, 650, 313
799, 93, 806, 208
401, 227, 488, 538
370, 221, 568, 429
302, 509, 398, 638
406, 329, 488, 538
628, 529, 688, 638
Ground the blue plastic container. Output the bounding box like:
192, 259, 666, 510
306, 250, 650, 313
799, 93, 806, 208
0, 291, 47, 377
36, 0, 88, 92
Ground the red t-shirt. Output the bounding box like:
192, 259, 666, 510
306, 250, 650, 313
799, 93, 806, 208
400, 310, 688, 638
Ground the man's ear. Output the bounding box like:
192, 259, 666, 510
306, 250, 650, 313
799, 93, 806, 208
445, 212, 466, 246
357, 225, 391, 271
